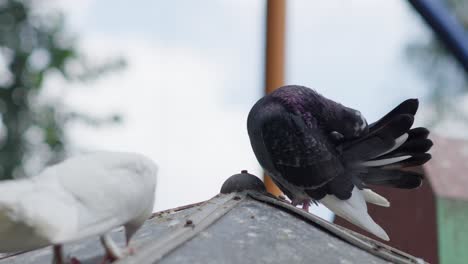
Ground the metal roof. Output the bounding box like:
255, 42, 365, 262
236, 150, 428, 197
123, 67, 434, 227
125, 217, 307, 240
0, 172, 426, 264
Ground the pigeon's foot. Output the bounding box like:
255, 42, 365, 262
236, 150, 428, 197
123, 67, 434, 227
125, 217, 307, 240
291, 199, 300, 207
69, 257, 81, 264
53, 245, 64, 264
291, 198, 311, 212
126, 247, 135, 255
52, 244, 81, 264
101, 234, 123, 260
99, 234, 137, 263
302, 201, 310, 212
99, 253, 117, 264
99, 247, 135, 263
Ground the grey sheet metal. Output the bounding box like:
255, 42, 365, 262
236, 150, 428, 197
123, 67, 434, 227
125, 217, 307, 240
117, 192, 243, 264
247, 191, 425, 264
0, 180, 427, 264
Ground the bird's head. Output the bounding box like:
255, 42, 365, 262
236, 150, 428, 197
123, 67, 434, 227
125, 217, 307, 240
337, 108, 369, 138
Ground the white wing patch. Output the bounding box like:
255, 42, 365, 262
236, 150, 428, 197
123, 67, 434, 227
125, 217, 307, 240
320, 187, 389, 241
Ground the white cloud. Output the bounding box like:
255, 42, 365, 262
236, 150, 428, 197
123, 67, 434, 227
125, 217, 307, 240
42, 36, 262, 211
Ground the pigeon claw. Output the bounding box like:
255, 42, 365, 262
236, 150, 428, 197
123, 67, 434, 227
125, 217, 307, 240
99, 253, 118, 264
302, 201, 310, 212
99, 246, 135, 263
69, 257, 81, 264
291, 198, 311, 212
127, 247, 135, 255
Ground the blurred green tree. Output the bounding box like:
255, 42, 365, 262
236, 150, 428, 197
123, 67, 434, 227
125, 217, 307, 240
406, 0, 468, 126
0, 0, 124, 179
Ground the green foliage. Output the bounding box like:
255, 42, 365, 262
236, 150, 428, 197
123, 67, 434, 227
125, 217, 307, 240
406, 0, 468, 126
0, 0, 124, 179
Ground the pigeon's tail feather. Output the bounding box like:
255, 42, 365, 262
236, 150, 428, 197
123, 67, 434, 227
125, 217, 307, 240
342, 114, 418, 169
341, 115, 414, 162
383, 153, 432, 169
368, 99, 419, 130
320, 187, 389, 241
361, 189, 390, 207
358, 168, 423, 189
341, 98, 432, 189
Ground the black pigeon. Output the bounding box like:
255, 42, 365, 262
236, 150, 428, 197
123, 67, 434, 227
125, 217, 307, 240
247, 85, 432, 240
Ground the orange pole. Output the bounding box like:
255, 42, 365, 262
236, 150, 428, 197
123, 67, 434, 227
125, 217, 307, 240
264, 0, 286, 196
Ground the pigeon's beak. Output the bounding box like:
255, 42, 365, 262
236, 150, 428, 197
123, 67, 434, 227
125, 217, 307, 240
362, 119, 369, 134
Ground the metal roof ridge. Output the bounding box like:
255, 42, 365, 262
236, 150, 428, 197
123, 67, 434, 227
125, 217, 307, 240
116, 192, 246, 264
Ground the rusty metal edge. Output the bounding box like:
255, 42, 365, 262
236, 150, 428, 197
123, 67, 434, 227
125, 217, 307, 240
247, 191, 427, 264
149, 201, 206, 219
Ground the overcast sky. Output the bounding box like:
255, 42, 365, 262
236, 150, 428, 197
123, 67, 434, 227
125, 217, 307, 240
42, 0, 447, 220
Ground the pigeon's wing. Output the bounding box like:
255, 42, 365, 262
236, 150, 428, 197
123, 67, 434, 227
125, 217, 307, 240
0, 179, 80, 252
262, 113, 343, 188
52, 152, 157, 243
0, 152, 157, 252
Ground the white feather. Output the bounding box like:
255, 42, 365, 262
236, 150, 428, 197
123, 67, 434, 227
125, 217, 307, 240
361, 155, 411, 167
320, 187, 389, 241
0, 151, 157, 253
361, 189, 390, 207
376, 133, 409, 157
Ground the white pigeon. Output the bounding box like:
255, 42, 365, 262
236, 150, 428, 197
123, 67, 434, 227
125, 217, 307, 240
0, 151, 158, 263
